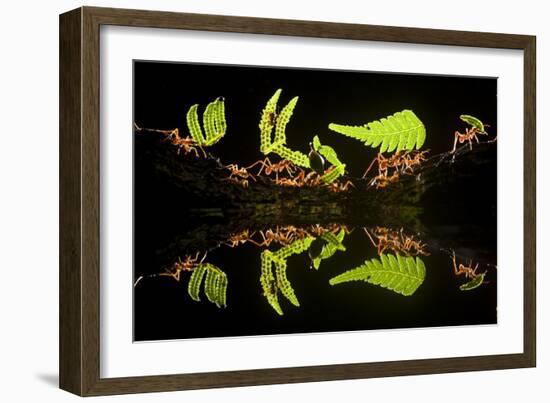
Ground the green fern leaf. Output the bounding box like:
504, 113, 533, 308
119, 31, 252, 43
273, 257, 300, 307
274, 96, 298, 146
203, 101, 217, 144
186, 104, 205, 145
321, 164, 345, 184
272, 144, 310, 168
329, 110, 426, 153
213, 97, 227, 140
259, 89, 282, 153
311, 135, 346, 184
188, 264, 207, 301
329, 253, 426, 296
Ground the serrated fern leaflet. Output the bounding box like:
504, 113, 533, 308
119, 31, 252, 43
260, 237, 313, 315
329, 109, 426, 153
187, 97, 227, 146
187, 263, 228, 308
259, 89, 310, 168
329, 253, 426, 296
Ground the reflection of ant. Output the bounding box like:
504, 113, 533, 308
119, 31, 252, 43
133, 252, 207, 287
225, 230, 265, 247
451, 251, 489, 291
364, 227, 429, 256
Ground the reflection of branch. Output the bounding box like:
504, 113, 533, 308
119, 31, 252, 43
329, 253, 426, 296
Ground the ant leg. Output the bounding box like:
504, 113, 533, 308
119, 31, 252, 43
246, 158, 270, 175
452, 132, 460, 153
452, 251, 459, 275
363, 155, 379, 178
363, 228, 379, 249
189, 147, 200, 158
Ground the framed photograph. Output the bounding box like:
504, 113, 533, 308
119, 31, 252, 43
59, 6, 536, 396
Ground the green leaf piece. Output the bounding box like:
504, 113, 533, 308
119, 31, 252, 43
329, 109, 426, 153
460, 114, 486, 133
274, 257, 300, 307
329, 253, 426, 296
260, 237, 314, 315
213, 97, 227, 139
259, 89, 282, 154
203, 101, 217, 143
459, 272, 486, 291
274, 96, 298, 146
186, 104, 204, 145
260, 250, 283, 315
188, 264, 207, 301
312, 135, 346, 184
184, 98, 227, 147
274, 237, 314, 260
321, 164, 345, 184
187, 263, 227, 307
258, 90, 311, 168
204, 266, 218, 304
217, 273, 228, 307
272, 144, 310, 168
312, 229, 346, 270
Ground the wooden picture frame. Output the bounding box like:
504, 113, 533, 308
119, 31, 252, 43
59, 6, 536, 396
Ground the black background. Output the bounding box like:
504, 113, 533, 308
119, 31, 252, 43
133, 61, 497, 342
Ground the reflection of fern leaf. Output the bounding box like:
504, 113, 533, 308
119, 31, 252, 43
329, 253, 426, 296
217, 274, 228, 307
204, 266, 218, 304
321, 231, 346, 252
313, 229, 346, 270
260, 251, 283, 315
187, 263, 227, 307
188, 264, 207, 301
275, 237, 313, 260
329, 110, 426, 153
274, 257, 300, 307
